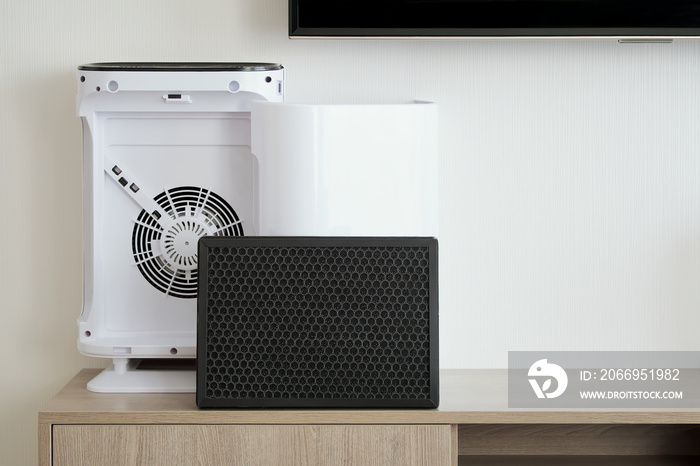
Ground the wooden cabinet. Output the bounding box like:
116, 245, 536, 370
52, 424, 453, 465
40, 370, 700, 465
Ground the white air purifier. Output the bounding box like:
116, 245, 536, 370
77, 63, 438, 393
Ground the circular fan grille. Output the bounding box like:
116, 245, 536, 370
132, 186, 243, 298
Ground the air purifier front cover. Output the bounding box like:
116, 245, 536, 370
251, 101, 439, 237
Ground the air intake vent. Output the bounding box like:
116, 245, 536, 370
132, 186, 243, 299
197, 236, 439, 408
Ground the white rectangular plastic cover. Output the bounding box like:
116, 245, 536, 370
251, 101, 439, 238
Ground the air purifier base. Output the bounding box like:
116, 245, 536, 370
87, 359, 196, 393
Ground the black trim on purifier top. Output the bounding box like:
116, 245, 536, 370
77, 63, 283, 72
289, 0, 700, 37
196, 236, 439, 409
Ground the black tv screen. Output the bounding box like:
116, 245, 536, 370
290, 0, 700, 37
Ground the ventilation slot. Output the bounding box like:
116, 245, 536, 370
132, 186, 243, 299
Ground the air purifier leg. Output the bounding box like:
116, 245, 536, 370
112, 357, 132, 375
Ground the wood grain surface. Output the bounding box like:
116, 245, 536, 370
53, 424, 453, 466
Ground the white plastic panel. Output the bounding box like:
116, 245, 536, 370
79, 113, 257, 357
251, 101, 439, 237
103, 116, 257, 329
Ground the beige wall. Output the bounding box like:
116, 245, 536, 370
3, 0, 700, 463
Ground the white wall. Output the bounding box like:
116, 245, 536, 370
2, 0, 700, 463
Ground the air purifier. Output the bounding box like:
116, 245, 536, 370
77, 63, 437, 392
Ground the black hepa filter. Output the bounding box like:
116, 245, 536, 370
196, 236, 439, 408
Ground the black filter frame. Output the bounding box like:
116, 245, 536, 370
197, 236, 439, 409
290, 0, 700, 37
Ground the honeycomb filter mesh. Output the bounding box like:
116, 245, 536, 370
197, 237, 438, 408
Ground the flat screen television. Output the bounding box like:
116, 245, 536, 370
289, 0, 700, 38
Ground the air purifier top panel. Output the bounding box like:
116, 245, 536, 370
77, 63, 285, 114
78, 63, 284, 72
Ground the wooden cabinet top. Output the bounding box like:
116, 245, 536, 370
39, 369, 700, 425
